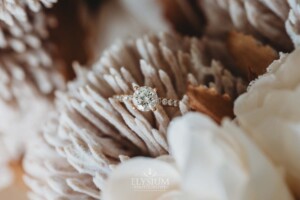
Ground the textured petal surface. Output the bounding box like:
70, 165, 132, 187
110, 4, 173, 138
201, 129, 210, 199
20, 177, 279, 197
103, 113, 293, 200
235, 48, 300, 196
24, 33, 245, 199
199, 0, 292, 51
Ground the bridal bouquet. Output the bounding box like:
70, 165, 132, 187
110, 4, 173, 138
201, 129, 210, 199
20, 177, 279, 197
1, 0, 300, 200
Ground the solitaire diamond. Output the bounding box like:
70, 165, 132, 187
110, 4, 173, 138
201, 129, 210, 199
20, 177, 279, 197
113, 84, 179, 112
132, 86, 159, 111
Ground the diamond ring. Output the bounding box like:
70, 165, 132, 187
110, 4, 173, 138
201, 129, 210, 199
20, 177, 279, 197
113, 83, 179, 112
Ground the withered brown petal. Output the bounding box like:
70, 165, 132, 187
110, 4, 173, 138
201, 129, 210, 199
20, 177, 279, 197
227, 31, 278, 80
187, 85, 234, 124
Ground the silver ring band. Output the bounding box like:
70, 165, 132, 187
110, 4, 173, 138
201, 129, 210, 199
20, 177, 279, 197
113, 83, 179, 112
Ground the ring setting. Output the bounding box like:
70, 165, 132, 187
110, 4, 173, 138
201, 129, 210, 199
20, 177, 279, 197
113, 83, 179, 112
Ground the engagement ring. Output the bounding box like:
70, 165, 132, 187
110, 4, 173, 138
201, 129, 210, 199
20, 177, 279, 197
113, 83, 179, 112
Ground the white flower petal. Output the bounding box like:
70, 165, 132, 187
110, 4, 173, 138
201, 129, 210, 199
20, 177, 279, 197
104, 113, 293, 200
235, 48, 300, 196
103, 157, 180, 200
168, 113, 293, 200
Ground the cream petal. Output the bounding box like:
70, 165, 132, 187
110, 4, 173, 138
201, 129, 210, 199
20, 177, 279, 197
235, 49, 300, 196
103, 157, 180, 200
168, 113, 293, 200
157, 190, 182, 200
168, 114, 242, 199
222, 121, 293, 200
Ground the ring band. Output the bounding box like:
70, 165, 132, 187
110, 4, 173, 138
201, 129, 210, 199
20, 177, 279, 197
113, 83, 179, 112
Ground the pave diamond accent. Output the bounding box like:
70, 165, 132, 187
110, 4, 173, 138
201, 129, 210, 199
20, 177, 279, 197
168, 99, 173, 106
173, 100, 178, 107
162, 98, 168, 105
132, 86, 159, 111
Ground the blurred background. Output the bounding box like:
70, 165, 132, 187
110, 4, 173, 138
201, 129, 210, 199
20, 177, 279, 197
0, 0, 161, 199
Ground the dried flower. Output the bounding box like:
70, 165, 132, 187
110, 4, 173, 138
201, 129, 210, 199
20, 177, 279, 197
24, 33, 245, 199
235, 48, 300, 196
0, 0, 57, 25
103, 112, 293, 200
199, 0, 293, 51
24, 115, 101, 200
0, 1, 65, 188
0, 88, 54, 188
0, 10, 65, 99
0, 0, 102, 189
286, 0, 300, 47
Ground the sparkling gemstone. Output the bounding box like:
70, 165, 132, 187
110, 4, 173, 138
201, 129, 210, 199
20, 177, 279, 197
162, 98, 168, 105
123, 95, 131, 101
168, 99, 173, 106
132, 86, 159, 111
173, 100, 178, 106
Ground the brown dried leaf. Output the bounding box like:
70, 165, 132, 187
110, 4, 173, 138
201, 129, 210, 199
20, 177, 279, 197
227, 31, 278, 80
187, 85, 234, 124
